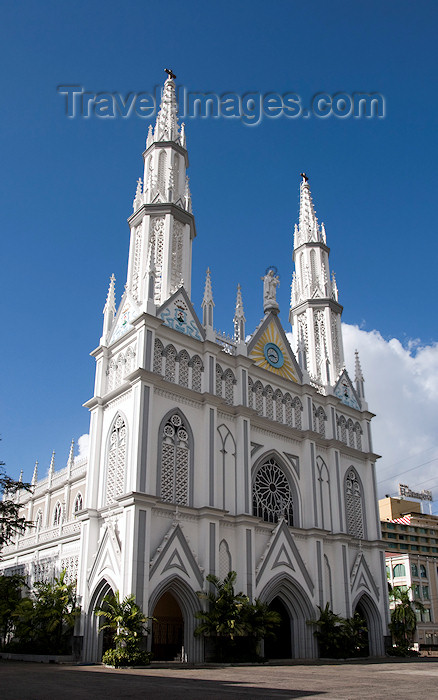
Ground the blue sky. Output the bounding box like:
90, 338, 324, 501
2, 1, 438, 508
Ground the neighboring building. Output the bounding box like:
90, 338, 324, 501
380, 497, 438, 649
1, 73, 388, 661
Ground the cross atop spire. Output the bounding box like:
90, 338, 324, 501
294, 175, 326, 249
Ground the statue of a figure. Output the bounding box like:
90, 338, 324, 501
261, 269, 280, 313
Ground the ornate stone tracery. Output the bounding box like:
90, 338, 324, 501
160, 412, 190, 506
106, 415, 127, 505
345, 467, 364, 538
253, 457, 294, 526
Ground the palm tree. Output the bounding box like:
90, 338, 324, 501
95, 591, 149, 653
194, 571, 248, 641
389, 586, 425, 649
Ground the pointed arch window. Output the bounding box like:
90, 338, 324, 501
215, 364, 223, 398
254, 381, 264, 416
177, 349, 190, 388
310, 249, 317, 287
274, 389, 283, 423
253, 457, 294, 526
190, 355, 203, 392
73, 493, 83, 514
53, 502, 62, 527
292, 397, 303, 429
159, 412, 191, 505
347, 419, 355, 448
153, 338, 164, 374
265, 385, 274, 420
164, 344, 177, 383
157, 150, 166, 194
223, 369, 235, 406
354, 422, 363, 451
393, 563, 406, 578
344, 467, 364, 538
106, 415, 127, 505
219, 539, 232, 581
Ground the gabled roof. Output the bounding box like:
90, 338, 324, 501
247, 312, 302, 383
334, 369, 361, 410
157, 286, 205, 341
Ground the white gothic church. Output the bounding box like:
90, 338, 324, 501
2, 73, 389, 661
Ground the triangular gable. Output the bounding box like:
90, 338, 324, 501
247, 313, 302, 384
256, 520, 313, 594
350, 552, 379, 601
150, 524, 204, 587
109, 290, 140, 344
87, 526, 121, 586
157, 287, 205, 341
334, 369, 361, 410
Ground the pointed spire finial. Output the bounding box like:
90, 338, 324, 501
295, 174, 325, 248
31, 460, 39, 486
153, 70, 180, 143
354, 349, 365, 400
49, 451, 55, 473
101, 274, 116, 346
18, 470, 23, 483
233, 284, 246, 343
202, 268, 215, 329
133, 177, 143, 211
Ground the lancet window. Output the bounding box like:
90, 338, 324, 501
159, 412, 191, 506
73, 493, 83, 514
223, 369, 235, 405
106, 415, 127, 505
253, 457, 294, 526
177, 350, 190, 388
53, 502, 62, 527
265, 385, 274, 420
153, 338, 164, 374
190, 355, 203, 392
164, 344, 177, 383
344, 467, 364, 538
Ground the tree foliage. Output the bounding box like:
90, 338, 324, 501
9, 570, 80, 654
308, 602, 368, 658
94, 591, 152, 667
194, 571, 281, 661
389, 585, 425, 652
0, 574, 27, 648
0, 463, 33, 555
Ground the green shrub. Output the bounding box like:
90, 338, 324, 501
102, 647, 151, 667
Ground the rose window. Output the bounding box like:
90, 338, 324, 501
253, 458, 294, 525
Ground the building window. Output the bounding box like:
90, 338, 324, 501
53, 502, 62, 527
422, 609, 431, 622
106, 415, 127, 505
422, 586, 430, 599
253, 457, 294, 526
420, 565, 427, 578
160, 412, 191, 506
35, 509, 43, 531
73, 493, 83, 513
413, 584, 420, 597
393, 563, 406, 577
344, 468, 364, 538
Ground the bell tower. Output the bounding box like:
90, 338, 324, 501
289, 175, 344, 387
125, 71, 196, 310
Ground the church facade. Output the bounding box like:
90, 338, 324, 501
1, 74, 389, 661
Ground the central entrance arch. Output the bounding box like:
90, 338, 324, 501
152, 591, 184, 660
259, 573, 317, 659
264, 597, 292, 659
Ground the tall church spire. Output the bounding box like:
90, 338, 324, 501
101, 274, 116, 346
123, 70, 196, 311
233, 284, 246, 342
290, 175, 344, 388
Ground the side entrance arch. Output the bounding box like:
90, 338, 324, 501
148, 576, 203, 662
352, 592, 385, 657
84, 579, 115, 663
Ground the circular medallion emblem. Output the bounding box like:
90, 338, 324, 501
263, 342, 284, 368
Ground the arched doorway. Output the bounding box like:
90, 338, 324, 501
264, 597, 292, 659
352, 593, 385, 657
259, 574, 317, 659
152, 591, 184, 661
353, 599, 370, 657
85, 579, 115, 662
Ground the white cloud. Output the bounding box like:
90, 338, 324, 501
342, 324, 438, 510
75, 433, 89, 462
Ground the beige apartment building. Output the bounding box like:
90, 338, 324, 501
380, 497, 438, 648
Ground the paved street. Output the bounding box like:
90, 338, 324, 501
2, 659, 438, 700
